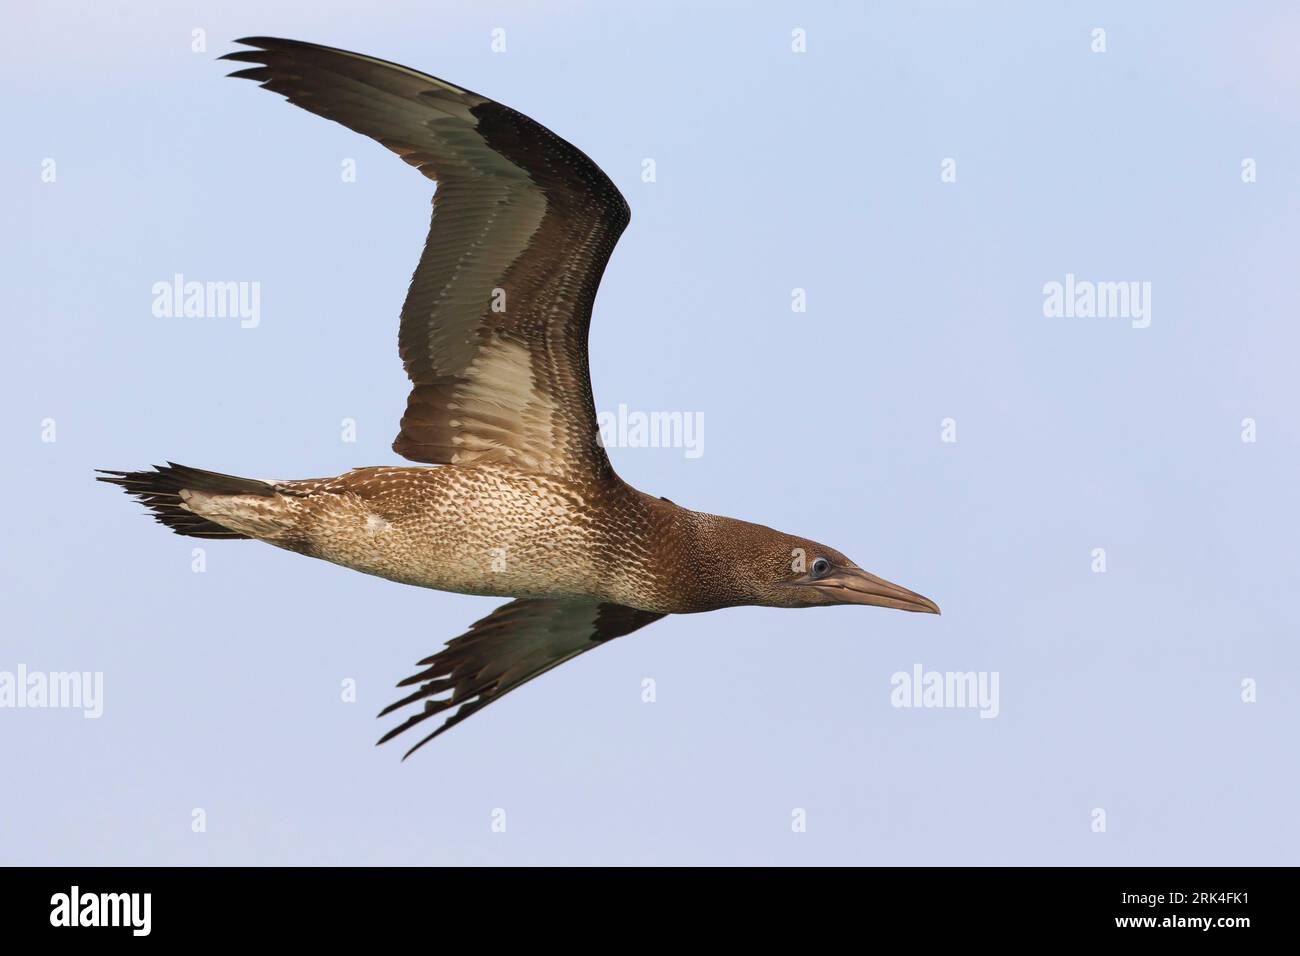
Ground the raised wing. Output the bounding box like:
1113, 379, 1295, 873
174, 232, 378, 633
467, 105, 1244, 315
222, 38, 630, 482
378, 598, 665, 758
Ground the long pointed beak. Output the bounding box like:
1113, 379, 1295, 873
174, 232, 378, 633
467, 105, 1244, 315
820, 567, 941, 614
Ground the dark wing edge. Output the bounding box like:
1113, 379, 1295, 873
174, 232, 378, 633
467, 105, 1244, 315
378, 599, 666, 758
220, 37, 630, 481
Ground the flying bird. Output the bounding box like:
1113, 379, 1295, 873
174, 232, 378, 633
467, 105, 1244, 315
100, 37, 939, 758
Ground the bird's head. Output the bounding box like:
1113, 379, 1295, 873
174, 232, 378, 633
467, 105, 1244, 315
691, 514, 940, 614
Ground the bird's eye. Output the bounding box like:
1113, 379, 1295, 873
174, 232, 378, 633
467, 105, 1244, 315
811, 557, 831, 578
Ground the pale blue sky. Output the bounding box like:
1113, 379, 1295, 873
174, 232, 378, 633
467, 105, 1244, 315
4, 0, 1298, 864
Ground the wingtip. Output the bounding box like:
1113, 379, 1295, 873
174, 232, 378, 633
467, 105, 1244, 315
375, 724, 428, 760
231, 36, 322, 53
226, 67, 271, 82
218, 37, 289, 64
375, 716, 446, 759
401, 737, 431, 761
375, 722, 405, 746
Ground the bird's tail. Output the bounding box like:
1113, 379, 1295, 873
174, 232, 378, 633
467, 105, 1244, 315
96, 462, 276, 539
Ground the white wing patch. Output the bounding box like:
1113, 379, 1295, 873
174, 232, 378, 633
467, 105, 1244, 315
451, 336, 557, 469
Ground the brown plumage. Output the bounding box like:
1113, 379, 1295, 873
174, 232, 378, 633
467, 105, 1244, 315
98, 37, 938, 758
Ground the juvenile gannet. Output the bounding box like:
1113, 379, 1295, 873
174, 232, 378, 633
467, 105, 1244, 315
100, 38, 939, 758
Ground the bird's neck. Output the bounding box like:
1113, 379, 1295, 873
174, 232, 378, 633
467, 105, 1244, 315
608, 488, 765, 614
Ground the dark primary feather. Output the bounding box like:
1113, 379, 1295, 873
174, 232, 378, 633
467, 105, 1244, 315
379, 598, 665, 758
221, 37, 631, 483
